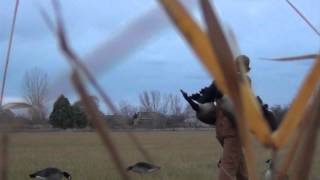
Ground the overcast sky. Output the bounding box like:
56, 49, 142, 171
0, 0, 319, 110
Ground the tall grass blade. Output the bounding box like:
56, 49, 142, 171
200, 1, 260, 179
261, 54, 318, 61
201, 0, 272, 146
72, 71, 130, 180
0, 0, 19, 106
158, 0, 228, 95
44, 0, 153, 164
286, 0, 320, 37
291, 88, 320, 180
0, 1, 19, 179
276, 104, 313, 180
239, 83, 273, 146
273, 55, 320, 148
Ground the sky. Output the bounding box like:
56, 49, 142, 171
0, 0, 319, 111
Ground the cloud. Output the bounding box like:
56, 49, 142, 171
47, 0, 199, 99
0, 0, 319, 108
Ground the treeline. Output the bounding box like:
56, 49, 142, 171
119, 90, 187, 117
48, 91, 193, 129
47, 90, 289, 129
0, 68, 289, 129
49, 95, 99, 129
0, 91, 289, 130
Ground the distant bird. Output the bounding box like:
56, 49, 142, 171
127, 162, 160, 174
264, 159, 289, 180
29, 167, 71, 180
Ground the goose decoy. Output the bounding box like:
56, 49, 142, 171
29, 167, 71, 180
264, 159, 288, 180
127, 162, 160, 174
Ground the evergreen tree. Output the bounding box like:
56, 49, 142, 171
72, 103, 88, 128
49, 95, 74, 129
72, 97, 102, 128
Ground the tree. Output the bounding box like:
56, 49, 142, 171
139, 91, 159, 112
72, 104, 88, 128
167, 94, 183, 116
22, 68, 49, 121
49, 95, 73, 129
71, 96, 102, 128
118, 101, 137, 118
183, 105, 196, 118
139, 90, 170, 113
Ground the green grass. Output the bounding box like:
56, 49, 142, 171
6, 131, 320, 179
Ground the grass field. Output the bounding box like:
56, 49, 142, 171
6, 131, 320, 179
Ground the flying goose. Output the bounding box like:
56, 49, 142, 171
29, 167, 71, 180
127, 162, 160, 174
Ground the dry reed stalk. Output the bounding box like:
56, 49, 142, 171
291, 87, 320, 180
273, 55, 320, 148
199, 0, 238, 96
51, 0, 153, 163
0, 1, 19, 179
261, 54, 319, 61
200, 0, 259, 179
275, 104, 312, 180
285, 0, 320, 37
200, 0, 273, 145
158, 0, 228, 95
159, 0, 273, 144
72, 71, 130, 180
159, 0, 263, 178
44, 0, 153, 166
0, 0, 19, 106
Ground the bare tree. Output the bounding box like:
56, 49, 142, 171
118, 101, 137, 117
183, 104, 196, 118
139, 91, 151, 112
139, 90, 162, 112
158, 94, 169, 115
139, 91, 185, 116
167, 94, 183, 116
73, 95, 99, 111
22, 68, 49, 121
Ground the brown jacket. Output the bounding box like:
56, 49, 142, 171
215, 106, 248, 180
215, 107, 237, 145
